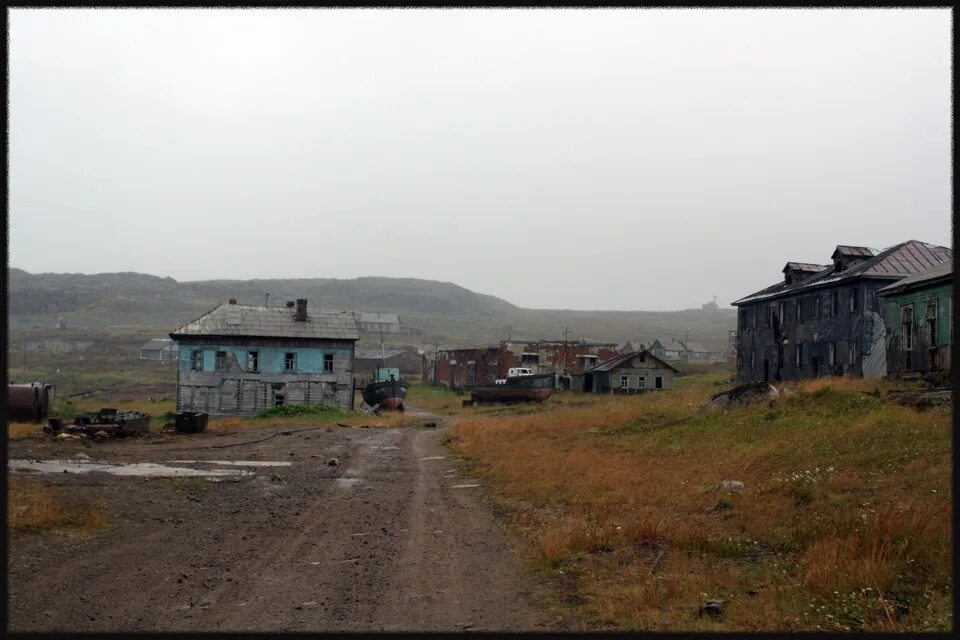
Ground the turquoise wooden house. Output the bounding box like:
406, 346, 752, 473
170, 298, 359, 416
877, 262, 952, 378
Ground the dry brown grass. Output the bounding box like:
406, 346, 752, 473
7, 422, 45, 440
448, 376, 952, 631
8, 476, 107, 534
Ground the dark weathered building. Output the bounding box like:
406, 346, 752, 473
731, 240, 952, 382
170, 299, 359, 416
877, 262, 952, 378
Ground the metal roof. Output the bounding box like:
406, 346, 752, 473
877, 261, 952, 296
140, 338, 175, 351
832, 245, 878, 258
732, 240, 952, 306
171, 303, 359, 341
782, 262, 829, 273
576, 350, 679, 374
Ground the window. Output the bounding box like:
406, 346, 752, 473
777, 301, 785, 326
828, 342, 835, 366
638, 375, 646, 388
215, 351, 227, 371
849, 288, 857, 314
521, 353, 539, 365
849, 341, 856, 365
926, 300, 938, 344
284, 352, 297, 372
814, 296, 821, 320
831, 290, 839, 318
901, 305, 914, 350
323, 353, 334, 372
655, 376, 663, 389
247, 350, 260, 373
620, 375, 629, 389
795, 299, 802, 325
795, 344, 802, 367
191, 350, 204, 372
750, 350, 755, 369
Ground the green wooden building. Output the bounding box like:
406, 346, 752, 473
877, 262, 952, 378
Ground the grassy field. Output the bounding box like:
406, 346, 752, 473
447, 375, 952, 632
7, 475, 107, 534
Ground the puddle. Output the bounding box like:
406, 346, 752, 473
335, 477, 362, 487
164, 460, 293, 467
378, 446, 400, 451
449, 484, 480, 489
9, 459, 254, 478
421, 456, 446, 461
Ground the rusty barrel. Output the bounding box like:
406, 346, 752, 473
8, 383, 54, 423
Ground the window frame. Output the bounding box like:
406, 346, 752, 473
901, 305, 914, 351
654, 375, 664, 389
191, 350, 204, 372
247, 350, 260, 373
619, 374, 629, 389
284, 352, 297, 373
638, 375, 646, 388
323, 353, 334, 373
214, 350, 227, 372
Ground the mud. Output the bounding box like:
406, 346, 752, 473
7, 412, 564, 632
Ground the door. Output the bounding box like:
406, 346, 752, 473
763, 359, 769, 382
811, 356, 819, 377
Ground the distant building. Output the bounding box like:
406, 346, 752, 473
649, 338, 725, 363
571, 350, 679, 393
170, 298, 359, 415
353, 312, 400, 334
354, 346, 421, 376
731, 240, 952, 382
877, 262, 952, 378
139, 338, 178, 362
702, 296, 719, 311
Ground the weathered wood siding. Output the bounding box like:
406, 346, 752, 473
881, 281, 952, 377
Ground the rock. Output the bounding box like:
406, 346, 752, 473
698, 599, 725, 618
94, 430, 110, 439
327, 458, 340, 467
73, 453, 91, 460
700, 382, 779, 413
424, 422, 437, 428
716, 480, 744, 493
56, 433, 79, 441
269, 473, 283, 482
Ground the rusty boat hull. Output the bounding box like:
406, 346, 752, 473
469, 373, 554, 404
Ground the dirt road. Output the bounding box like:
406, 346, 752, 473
7, 413, 562, 632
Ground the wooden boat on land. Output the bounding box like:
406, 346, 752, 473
362, 376, 407, 411
469, 373, 554, 404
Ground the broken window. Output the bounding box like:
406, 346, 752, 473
849, 288, 857, 314
795, 344, 802, 368
620, 375, 629, 389
901, 305, 914, 351
284, 352, 297, 372
323, 353, 334, 372
828, 342, 835, 366
795, 299, 802, 325
814, 296, 821, 320
831, 290, 839, 318
638, 375, 646, 388
247, 350, 260, 373
655, 376, 663, 389
215, 351, 227, 371
191, 350, 204, 372
521, 353, 540, 365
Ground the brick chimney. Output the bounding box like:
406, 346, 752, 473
228, 298, 237, 305
294, 299, 308, 321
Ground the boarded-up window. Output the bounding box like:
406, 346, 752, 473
901, 305, 914, 350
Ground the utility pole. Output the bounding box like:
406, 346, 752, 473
684, 328, 689, 367
562, 327, 572, 374
264, 293, 269, 307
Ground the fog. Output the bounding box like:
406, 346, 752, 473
8, 8, 952, 310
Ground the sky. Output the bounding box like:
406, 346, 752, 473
8, 8, 952, 311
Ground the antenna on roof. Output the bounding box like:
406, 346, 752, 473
264, 293, 269, 307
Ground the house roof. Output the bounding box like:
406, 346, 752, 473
832, 245, 879, 259
140, 338, 175, 351
354, 347, 408, 360
355, 312, 400, 324
877, 261, 952, 296
732, 240, 952, 306
684, 341, 709, 353
782, 262, 829, 273
171, 303, 359, 341
577, 350, 679, 374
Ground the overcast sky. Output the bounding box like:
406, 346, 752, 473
8, 8, 952, 311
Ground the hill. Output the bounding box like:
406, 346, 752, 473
7, 269, 735, 351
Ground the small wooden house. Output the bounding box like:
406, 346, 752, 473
571, 350, 679, 393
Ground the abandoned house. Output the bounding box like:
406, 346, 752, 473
353, 312, 401, 334
877, 261, 952, 379
139, 338, 177, 362
169, 298, 359, 416
423, 346, 501, 389
570, 350, 679, 393
731, 240, 952, 382
499, 339, 620, 377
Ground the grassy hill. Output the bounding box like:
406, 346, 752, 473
8, 268, 735, 351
